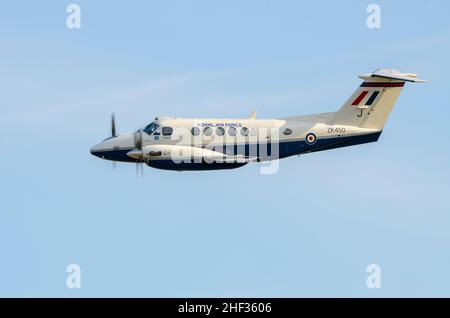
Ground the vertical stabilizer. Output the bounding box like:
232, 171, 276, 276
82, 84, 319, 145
332, 69, 425, 129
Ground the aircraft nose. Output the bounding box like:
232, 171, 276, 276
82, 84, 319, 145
90, 134, 137, 162
90, 142, 105, 158
90, 148, 99, 157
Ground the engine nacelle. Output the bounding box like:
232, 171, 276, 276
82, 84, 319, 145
127, 144, 253, 164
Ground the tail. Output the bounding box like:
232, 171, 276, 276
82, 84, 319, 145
332, 68, 426, 129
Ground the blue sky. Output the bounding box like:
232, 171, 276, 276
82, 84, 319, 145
1, 0, 450, 297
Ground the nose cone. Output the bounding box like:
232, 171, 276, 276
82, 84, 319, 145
90, 142, 105, 158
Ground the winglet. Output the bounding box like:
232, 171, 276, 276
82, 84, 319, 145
249, 110, 257, 120
359, 68, 427, 83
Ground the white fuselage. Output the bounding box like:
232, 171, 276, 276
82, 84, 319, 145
90, 115, 380, 171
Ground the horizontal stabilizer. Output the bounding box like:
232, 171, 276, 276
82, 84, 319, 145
359, 68, 427, 83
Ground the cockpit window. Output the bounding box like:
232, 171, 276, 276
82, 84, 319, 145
162, 127, 173, 136
143, 122, 159, 135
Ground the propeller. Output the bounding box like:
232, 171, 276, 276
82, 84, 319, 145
111, 113, 117, 169
136, 159, 144, 178
109, 113, 145, 178
111, 113, 117, 137
133, 130, 144, 178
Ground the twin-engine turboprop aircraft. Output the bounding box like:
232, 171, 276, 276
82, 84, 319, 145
90, 68, 425, 171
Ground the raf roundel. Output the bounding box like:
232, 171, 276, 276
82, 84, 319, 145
305, 133, 317, 145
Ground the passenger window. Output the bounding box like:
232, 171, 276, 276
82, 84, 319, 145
216, 127, 225, 136
228, 127, 237, 136
283, 128, 293, 135
240, 127, 249, 136
203, 127, 213, 136
162, 127, 173, 136
191, 127, 200, 136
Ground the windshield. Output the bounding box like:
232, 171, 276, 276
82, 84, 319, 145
143, 122, 159, 135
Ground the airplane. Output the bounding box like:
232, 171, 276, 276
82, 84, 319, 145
90, 68, 425, 171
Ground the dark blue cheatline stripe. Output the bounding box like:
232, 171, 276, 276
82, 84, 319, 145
365, 91, 380, 105
360, 82, 405, 87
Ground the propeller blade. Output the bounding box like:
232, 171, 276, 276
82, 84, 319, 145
111, 113, 117, 137
132, 130, 144, 178
134, 130, 143, 150
138, 131, 143, 149
135, 162, 144, 179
